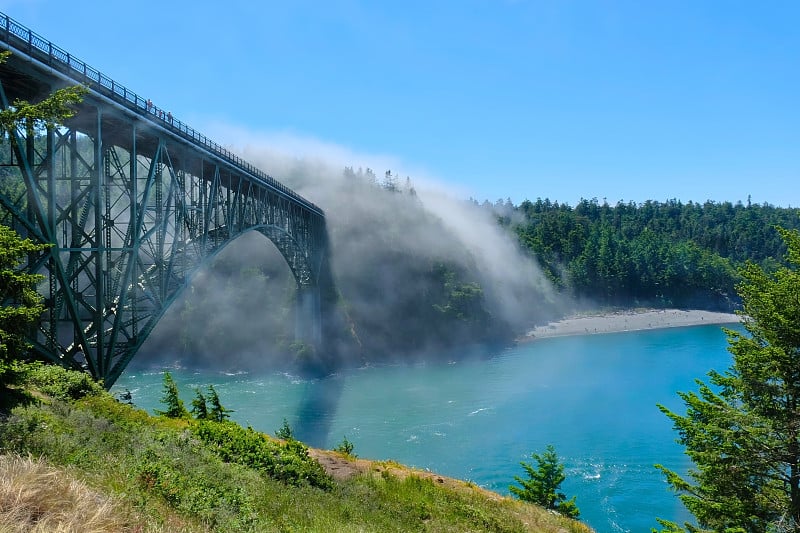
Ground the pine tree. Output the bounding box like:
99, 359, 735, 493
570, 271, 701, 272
190, 387, 208, 420
510, 444, 580, 518
207, 385, 233, 422
154, 372, 188, 419
0, 52, 85, 136
275, 418, 294, 440
656, 227, 800, 532
0, 226, 49, 388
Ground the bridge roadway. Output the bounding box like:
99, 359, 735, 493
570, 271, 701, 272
0, 11, 334, 387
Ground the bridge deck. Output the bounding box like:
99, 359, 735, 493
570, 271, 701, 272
0, 10, 322, 217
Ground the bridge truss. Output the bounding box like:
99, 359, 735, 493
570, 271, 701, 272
0, 12, 333, 387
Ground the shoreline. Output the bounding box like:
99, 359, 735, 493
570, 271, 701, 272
521, 308, 741, 342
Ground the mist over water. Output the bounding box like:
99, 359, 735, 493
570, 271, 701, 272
141, 143, 561, 373
139, 232, 297, 371
117, 324, 740, 533
244, 150, 561, 351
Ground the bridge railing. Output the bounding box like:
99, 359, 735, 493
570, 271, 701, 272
0, 11, 323, 217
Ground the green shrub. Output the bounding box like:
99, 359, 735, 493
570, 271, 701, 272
334, 435, 356, 457
135, 447, 256, 528
193, 420, 333, 490
22, 362, 104, 401
76, 393, 153, 429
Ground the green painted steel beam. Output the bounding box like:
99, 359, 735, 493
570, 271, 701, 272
0, 19, 333, 388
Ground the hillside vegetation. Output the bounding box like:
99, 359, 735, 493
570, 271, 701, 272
0, 364, 591, 533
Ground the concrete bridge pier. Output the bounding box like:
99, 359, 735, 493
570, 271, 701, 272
295, 286, 322, 349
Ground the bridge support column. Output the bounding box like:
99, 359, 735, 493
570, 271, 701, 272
295, 286, 322, 349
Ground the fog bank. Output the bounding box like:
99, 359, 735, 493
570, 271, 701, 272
140, 130, 562, 372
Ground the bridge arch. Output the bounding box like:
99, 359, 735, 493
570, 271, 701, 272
135, 228, 318, 372
0, 12, 333, 387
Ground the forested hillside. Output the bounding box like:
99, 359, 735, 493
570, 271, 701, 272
496, 197, 800, 310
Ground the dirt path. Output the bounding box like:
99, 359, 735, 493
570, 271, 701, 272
307, 448, 503, 500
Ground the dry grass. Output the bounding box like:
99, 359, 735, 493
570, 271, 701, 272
0, 453, 129, 533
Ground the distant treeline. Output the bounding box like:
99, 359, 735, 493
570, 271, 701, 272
489, 197, 800, 310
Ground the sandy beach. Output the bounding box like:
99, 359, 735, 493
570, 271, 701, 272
523, 309, 741, 341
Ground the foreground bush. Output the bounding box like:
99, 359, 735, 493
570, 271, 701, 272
193, 420, 333, 490
21, 361, 105, 401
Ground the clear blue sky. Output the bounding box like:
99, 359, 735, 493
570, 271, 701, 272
4, 1, 799, 207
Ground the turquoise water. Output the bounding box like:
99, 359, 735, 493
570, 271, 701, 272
114, 324, 738, 533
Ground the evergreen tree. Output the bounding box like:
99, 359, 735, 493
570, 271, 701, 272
154, 372, 188, 419
510, 444, 580, 518
0, 225, 49, 388
656, 227, 800, 532
190, 387, 208, 420
275, 417, 294, 440
0, 51, 86, 135
207, 384, 233, 422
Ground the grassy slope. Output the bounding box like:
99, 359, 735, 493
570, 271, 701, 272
0, 365, 592, 533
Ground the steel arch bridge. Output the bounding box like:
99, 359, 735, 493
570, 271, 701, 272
0, 12, 334, 387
